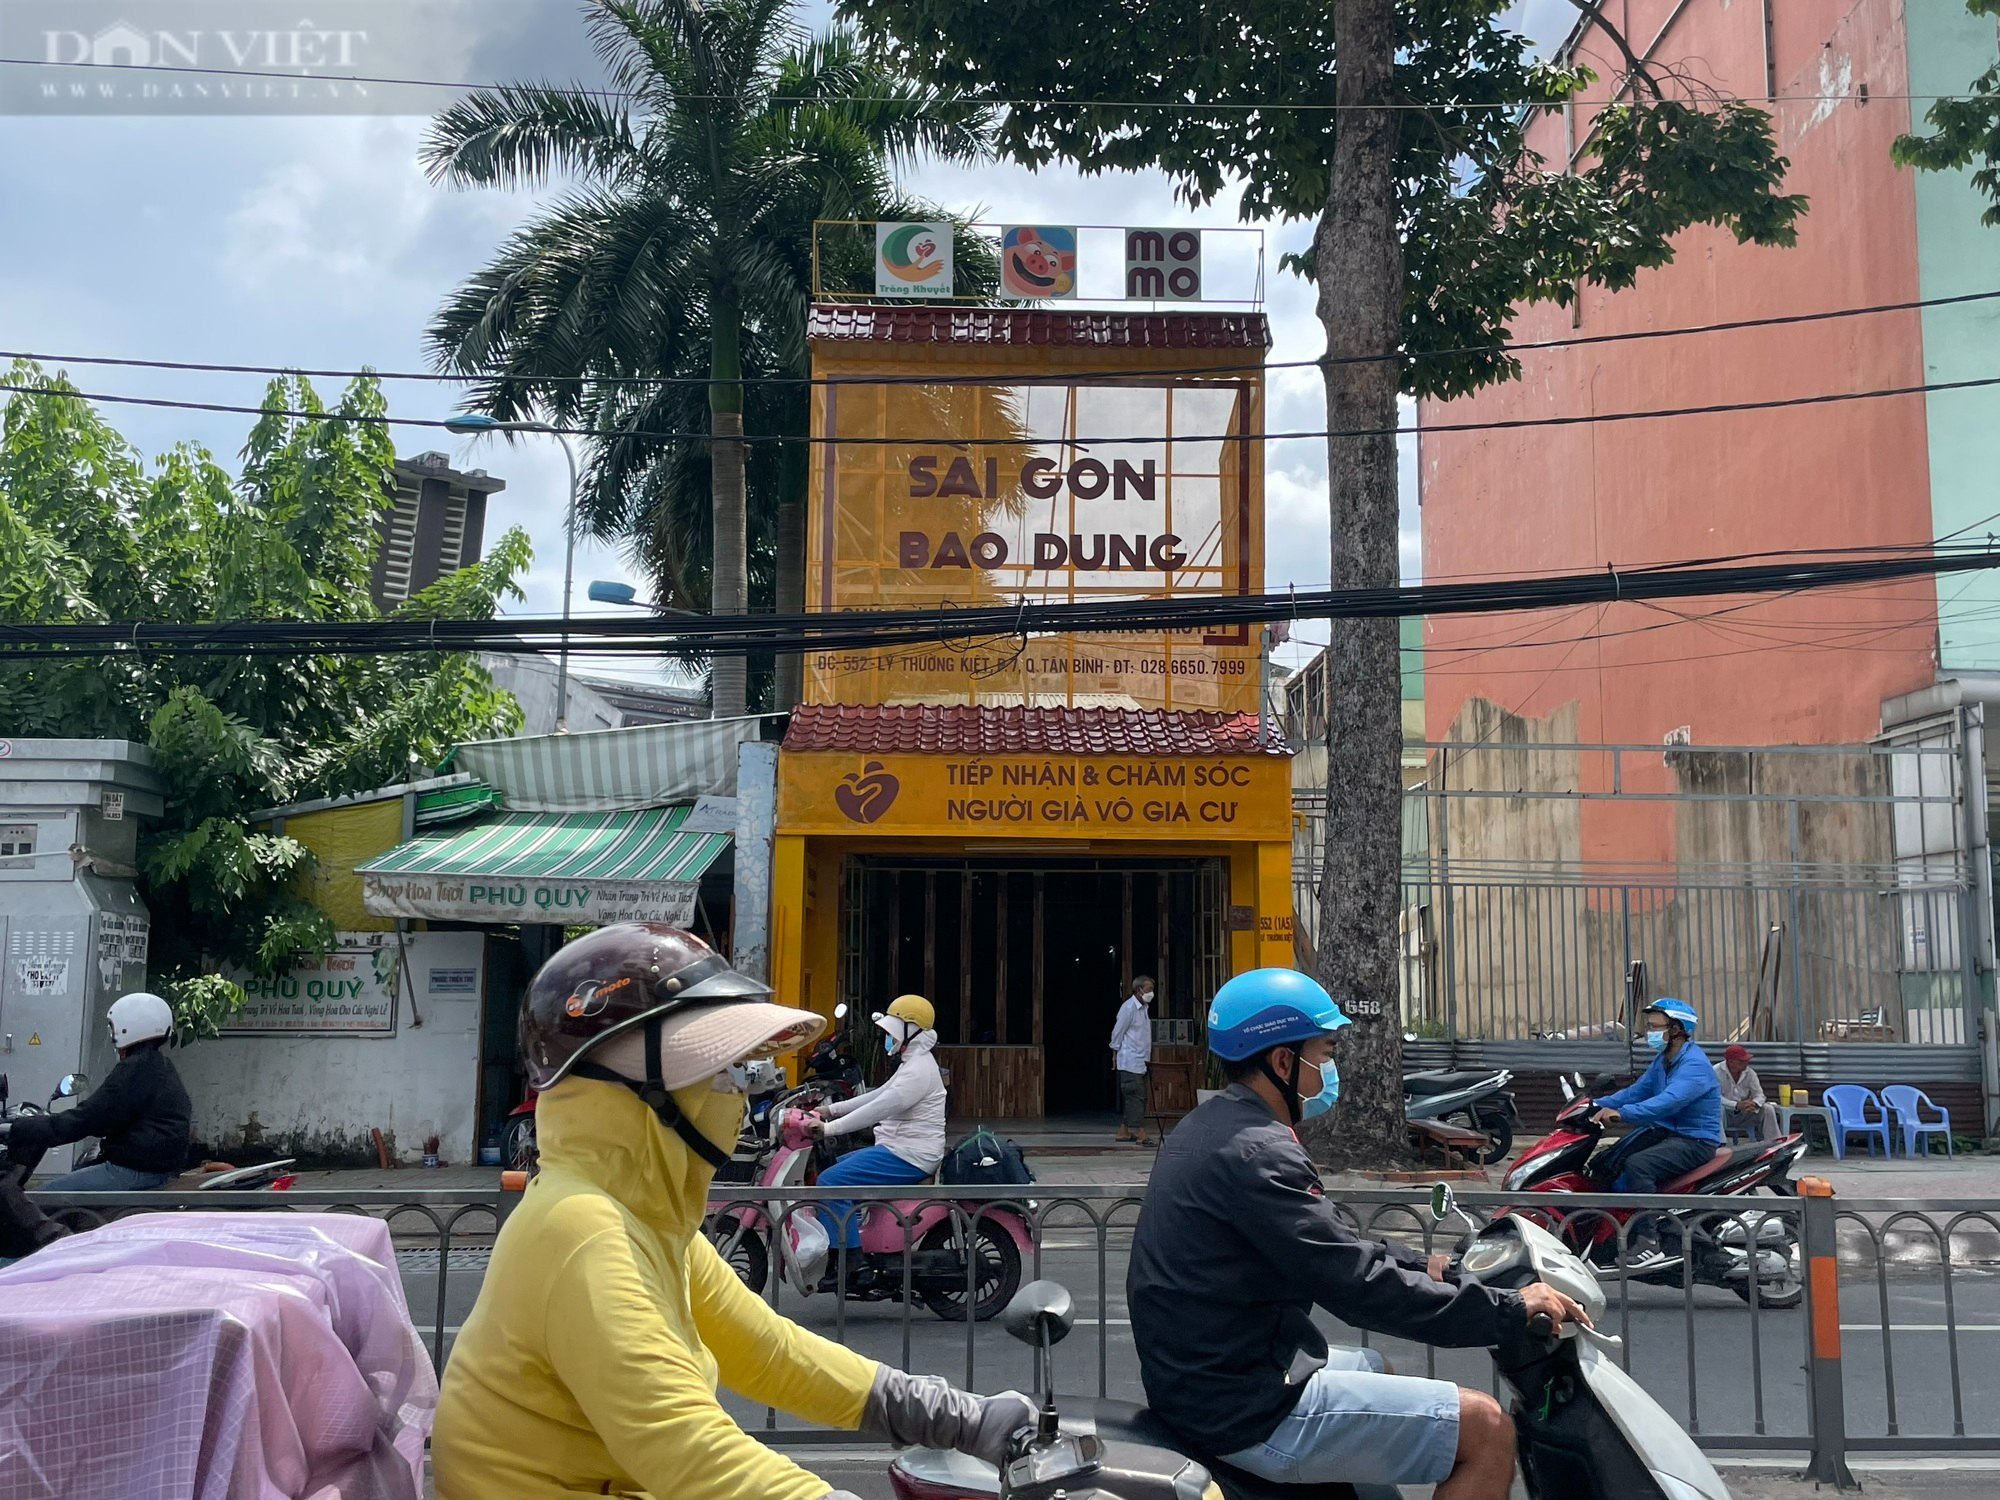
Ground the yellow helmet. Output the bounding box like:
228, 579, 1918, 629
883, 994, 935, 1031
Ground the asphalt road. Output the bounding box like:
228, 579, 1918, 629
396, 1229, 2000, 1449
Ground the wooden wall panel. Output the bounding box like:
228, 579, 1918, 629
1147, 1045, 1207, 1114
936, 1045, 1044, 1118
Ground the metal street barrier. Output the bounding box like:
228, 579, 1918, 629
28, 1179, 2000, 1482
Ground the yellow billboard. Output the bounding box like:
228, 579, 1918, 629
779, 749, 1293, 841
806, 338, 1264, 711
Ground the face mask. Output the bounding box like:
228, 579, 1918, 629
883, 1021, 906, 1056
1138, 990, 1154, 1004
1298, 1054, 1340, 1120
1646, 1029, 1668, 1052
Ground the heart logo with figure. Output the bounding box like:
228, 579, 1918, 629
834, 761, 901, 823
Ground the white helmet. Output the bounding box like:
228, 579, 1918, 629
107, 991, 174, 1049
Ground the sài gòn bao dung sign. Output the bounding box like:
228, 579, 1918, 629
808, 375, 1263, 711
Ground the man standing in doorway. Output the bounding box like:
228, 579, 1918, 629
1110, 976, 1156, 1146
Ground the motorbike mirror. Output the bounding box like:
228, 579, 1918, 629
1558, 1075, 1575, 1102
833, 1003, 848, 1020
1429, 1182, 1456, 1224
56, 1073, 84, 1098
1002, 1280, 1075, 1348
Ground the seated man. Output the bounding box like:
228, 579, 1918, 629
1715, 1044, 1779, 1141
1129, 968, 1585, 1500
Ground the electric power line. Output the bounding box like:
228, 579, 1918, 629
5, 546, 1997, 660
8, 288, 1996, 390
2, 53, 1991, 110
5, 368, 1999, 448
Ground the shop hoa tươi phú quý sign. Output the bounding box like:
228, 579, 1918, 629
224, 930, 484, 1036
360, 872, 700, 926
778, 751, 1291, 841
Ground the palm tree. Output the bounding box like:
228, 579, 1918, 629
424, 0, 990, 716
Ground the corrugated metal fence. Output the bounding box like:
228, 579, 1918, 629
1293, 738, 1989, 1060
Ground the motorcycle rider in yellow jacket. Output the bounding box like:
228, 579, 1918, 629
432, 924, 1031, 1500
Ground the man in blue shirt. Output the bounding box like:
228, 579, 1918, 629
1590, 997, 1723, 1195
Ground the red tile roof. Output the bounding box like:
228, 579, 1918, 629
783, 704, 1290, 757
807, 305, 1270, 351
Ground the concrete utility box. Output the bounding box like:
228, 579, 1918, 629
0, 738, 162, 1169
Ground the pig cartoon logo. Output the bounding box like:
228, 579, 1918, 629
834, 761, 901, 823
1001, 226, 1077, 299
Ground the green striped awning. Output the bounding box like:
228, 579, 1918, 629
356, 805, 731, 926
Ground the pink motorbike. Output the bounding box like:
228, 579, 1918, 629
704, 1101, 1032, 1321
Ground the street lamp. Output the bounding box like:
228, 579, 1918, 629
444, 413, 580, 733
586, 580, 702, 618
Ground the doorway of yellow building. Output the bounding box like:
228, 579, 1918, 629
839, 855, 1228, 1116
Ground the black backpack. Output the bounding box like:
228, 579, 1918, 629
940, 1128, 1035, 1187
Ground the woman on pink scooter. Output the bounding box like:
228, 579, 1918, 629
806, 995, 947, 1263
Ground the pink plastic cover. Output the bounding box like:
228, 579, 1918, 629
0, 1212, 438, 1499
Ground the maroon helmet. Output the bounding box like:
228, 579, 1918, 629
518, 923, 797, 1169
520, 923, 772, 1091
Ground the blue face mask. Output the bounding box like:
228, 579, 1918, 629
1646, 1028, 1667, 1052
1299, 1054, 1340, 1120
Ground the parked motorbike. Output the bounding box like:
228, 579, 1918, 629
705, 1098, 1031, 1321
890, 1183, 1729, 1500
1402, 1068, 1519, 1164
801, 1002, 864, 1095
1500, 1077, 1807, 1307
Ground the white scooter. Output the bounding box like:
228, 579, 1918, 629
889, 1183, 1729, 1500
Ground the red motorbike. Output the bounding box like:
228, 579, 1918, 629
1500, 1078, 1809, 1308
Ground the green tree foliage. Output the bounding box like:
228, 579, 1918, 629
0, 363, 529, 1018
839, 0, 1805, 397
424, 0, 992, 713
1893, 1, 2000, 225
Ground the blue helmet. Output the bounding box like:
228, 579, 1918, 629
1646, 996, 1698, 1035
1207, 968, 1351, 1061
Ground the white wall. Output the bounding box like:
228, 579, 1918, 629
177, 932, 486, 1165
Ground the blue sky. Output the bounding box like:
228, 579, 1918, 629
0, 1, 1571, 681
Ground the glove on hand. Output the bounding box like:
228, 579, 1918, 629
862, 1367, 1036, 1465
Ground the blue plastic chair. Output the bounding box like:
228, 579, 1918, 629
1881, 1085, 1954, 1158
1823, 1085, 1894, 1159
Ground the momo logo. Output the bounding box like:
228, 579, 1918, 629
565, 978, 629, 1018
834, 761, 901, 823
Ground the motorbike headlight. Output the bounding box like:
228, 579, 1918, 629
1459, 1235, 1524, 1279
1502, 1149, 1564, 1190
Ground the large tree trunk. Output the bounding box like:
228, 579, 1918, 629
1303, 0, 1407, 1166
709, 289, 749, 719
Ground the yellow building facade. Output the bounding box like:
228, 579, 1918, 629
768, 305, 1293, 1117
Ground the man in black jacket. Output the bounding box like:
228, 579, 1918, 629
1, 991, 191, 1190
1129, 968, 1585, 1500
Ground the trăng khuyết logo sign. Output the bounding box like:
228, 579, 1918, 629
834, 761, 901, 823
875, 222, 953, 298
